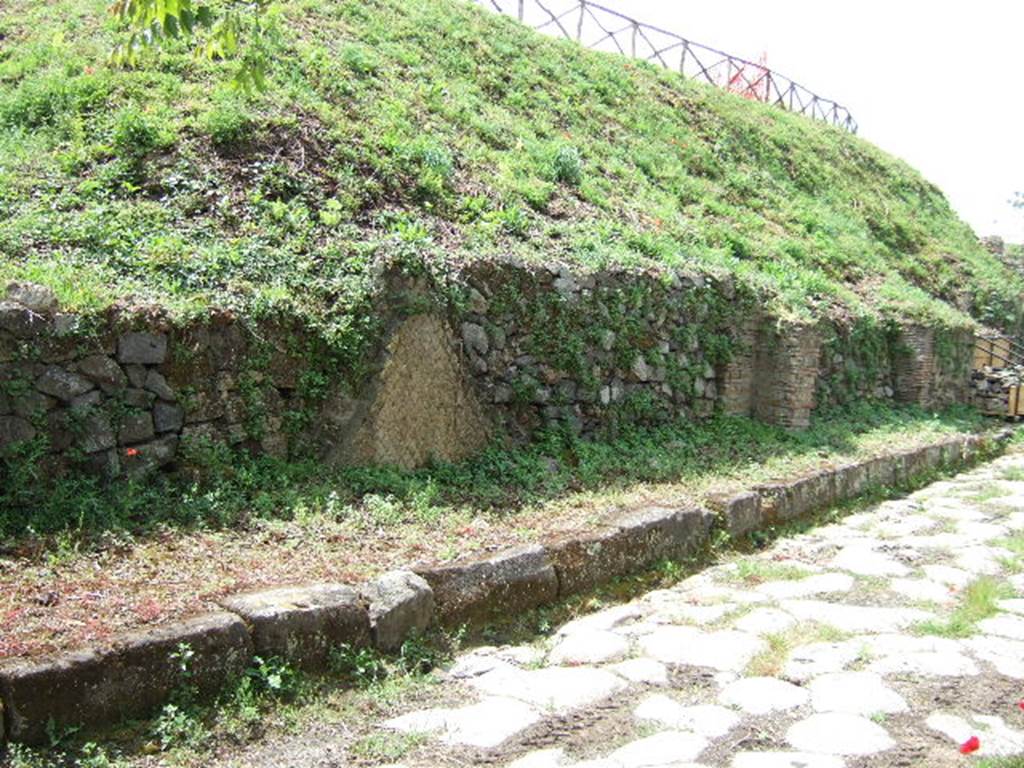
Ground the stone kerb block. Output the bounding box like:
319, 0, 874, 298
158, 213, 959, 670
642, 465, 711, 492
705, 491, 762, 538
0, 612, 252, 745
899, 446, 930, 483
863, 454, 900, 490
414, 545, 558, 625
755, 471, 835, 524
360, 570, 435, 652
548, 506, 713, 597
938, 436, 966, 469
220, 584, 370, 670
834, 462, 871, 502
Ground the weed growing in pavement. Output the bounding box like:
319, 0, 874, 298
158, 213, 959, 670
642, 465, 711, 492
1001, 467, 1024, 483
350, 731, 427, 762
744, 623, 848, 677
724, 558, 812, 585
914, 576, 1014, 638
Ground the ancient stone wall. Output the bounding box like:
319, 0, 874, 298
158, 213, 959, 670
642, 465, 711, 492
0, 263, 977, 478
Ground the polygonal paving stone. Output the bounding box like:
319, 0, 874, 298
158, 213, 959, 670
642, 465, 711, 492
808, 671, 907, 715
468, 664, 626, 714
634, 694, 740, 738
779, 600, 932, 633
899, 532, 971, 550
996, 598, 1024, 615
955, 521, 1009, 542
875, 515, 937, 537
384, 696, 540, 748
852, 633, 962, 656
922, 564, 973, 589
888, 577, 955, 605
548, 629, 630, 665
674, 584, 770, 605
786, 713, 894, 756
927, 712, 1024, 757
1004, 512, 1024, 531
651, 603, 739, 626
731, 753, 844, 768
964, 636, 1024, 679
782, 641, 861, 682
639, 626, 766, 672
608, 657, 669, 685
733, 608, 796, 636
607, 731, 709, 767
978, 614, 1024, 640
756, 573, 854, 601
831, 545, 910, 577
719, 677, 808, 715
868, 650, 979, 677
508, 749, 568, 768
557, 604, 644, 637
955, 546, 1008, 574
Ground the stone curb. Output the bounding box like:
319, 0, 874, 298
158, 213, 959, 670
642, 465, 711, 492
0, 429, 1012, 744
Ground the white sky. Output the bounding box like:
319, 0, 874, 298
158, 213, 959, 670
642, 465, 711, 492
590, 1, 1024, 243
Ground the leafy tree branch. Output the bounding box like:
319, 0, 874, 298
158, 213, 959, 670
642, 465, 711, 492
108, 0, 276, 90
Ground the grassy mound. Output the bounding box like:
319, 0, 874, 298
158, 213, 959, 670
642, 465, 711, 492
1, 0, 1021, 344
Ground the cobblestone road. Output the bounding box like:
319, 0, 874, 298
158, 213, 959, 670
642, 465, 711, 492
374, 452, 1024, 768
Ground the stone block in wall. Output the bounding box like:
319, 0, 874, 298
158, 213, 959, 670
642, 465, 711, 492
0, 414, 35, 451
118, 410, 155, 445
36, 366, 94, 402
77, 410, 116, 454
144, 370, 176, 401
0, 301, 49, 338
154, 402, 184, 433
834, 462, 871, 500
77, 355, 127, 393
123, 435, 178, 476
341, 312, 490, 469
117, 332, 168, 365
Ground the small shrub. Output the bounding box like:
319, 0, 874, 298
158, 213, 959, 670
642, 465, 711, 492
246, 655, 298, 698
151, 703, 204, 751
551, 144, 582, 187
111, 106, 174, 159
330, 643, 388, 686
201, 97, 255, 148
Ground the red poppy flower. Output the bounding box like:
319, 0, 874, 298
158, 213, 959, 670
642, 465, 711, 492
1018, 700, 1024, 711
125, 447, 140, 457
959, 736, 980, 754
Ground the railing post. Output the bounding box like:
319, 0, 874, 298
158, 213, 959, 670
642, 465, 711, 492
577, 1, 585, 41
517, 0, 524, 21
631, 22, 637, 58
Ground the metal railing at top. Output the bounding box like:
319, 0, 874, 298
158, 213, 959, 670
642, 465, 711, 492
470, 0, 858, 134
